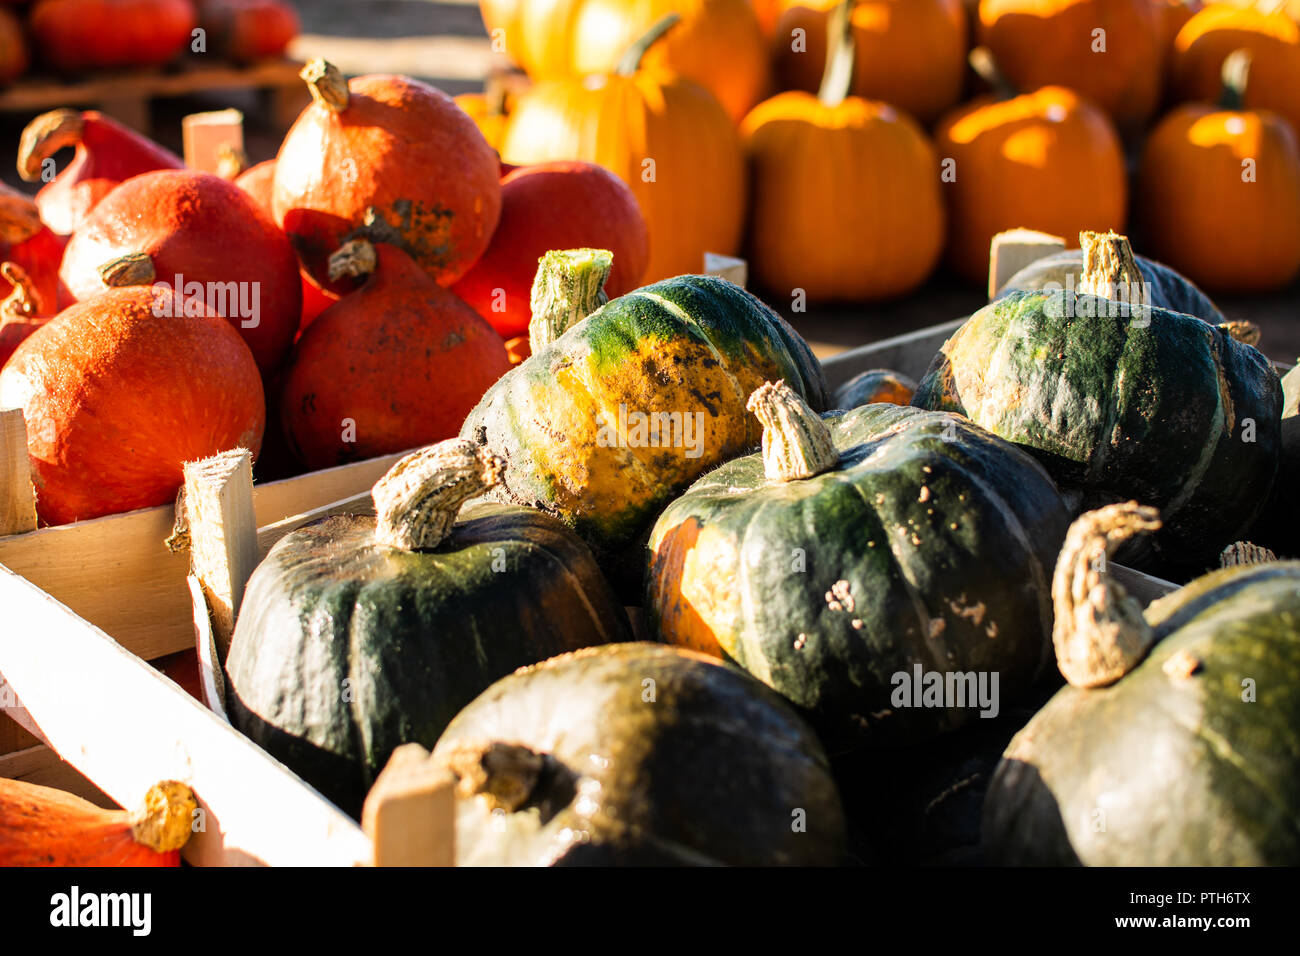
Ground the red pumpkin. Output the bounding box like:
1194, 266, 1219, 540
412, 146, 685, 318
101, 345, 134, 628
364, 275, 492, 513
59, 169, 301, 375
0, 285, 264, 526
0, 6, 28, 85
29, 0, 197, 72
272, 60, 502, 295
0, 182, 66, 308
0, 263, 51, 368
17, 109, 184, 236
195, 0, 298, 61
451, 161, 649, 339
280, 240, 511, 469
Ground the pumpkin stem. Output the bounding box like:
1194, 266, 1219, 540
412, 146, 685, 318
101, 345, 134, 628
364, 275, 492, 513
485, 73, 509, 117
616, 12, 682, 76
439, 741, 546, 814
968, 47, 1017, 100
301, 59, 350, 112
1079, 231, 1145, 312
215, 143, 248, 180
818, 0, 857, 108
1051, 502, 1162, 689
17, 108, 83, 182
98, 253, 157, 288
0, 262, 44, 320
1220, 540, 1277, 566
372, 438, 507, 551
128, 780, 197, 854
1220, 320, 1261, 347
528, 248, 612, 353
328, 237, 379, 282
0, 191, 44, 246
747, 381, 839, 482
1219, 49, 1252, 112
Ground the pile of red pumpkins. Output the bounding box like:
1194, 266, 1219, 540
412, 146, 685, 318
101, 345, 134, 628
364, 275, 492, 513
0, 60, 650, 527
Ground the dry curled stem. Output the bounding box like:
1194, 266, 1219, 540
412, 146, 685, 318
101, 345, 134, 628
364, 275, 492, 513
747, 380, 838, 482
372, 438, 506, 551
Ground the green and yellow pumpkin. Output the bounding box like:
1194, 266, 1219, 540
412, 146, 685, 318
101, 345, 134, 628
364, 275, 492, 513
645, 381, 1072, 744
432, 642, 846, 866
833, 368, 917, 409
226, 439, 631, 815
913, 232, 1281, 569
983, 503, 1300, 865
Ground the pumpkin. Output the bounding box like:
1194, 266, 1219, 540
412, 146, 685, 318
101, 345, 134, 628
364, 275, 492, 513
983, 503, 1300, 865
934, 51, 1128, 285
451, 160, 649, 339
998, 235, 1225, 325
1170, 3, 1300, 138
772, 0, 968, 127
750, 0, 784, 35
0, 182, 65, 309
647, 381, 1070, 744
194, 0, 299, 62
0, 263, 52, 368
478, 0, 587, 80
59, 169, 302, 376
454, 80, 515, 153
461, 250, 828, 571
0, 285, 264, 525
17, 109, 184, 236
272, 60, 502, 294
1242, 362, 1300, 557
29, 0, 197, 72
833, 367, 916, 408
0, 6, 28, 85
912, 231, 1282, 568
432, 641, 845, 865
741, 1, 945, 302
280, 239, 510, 470
227, 439, 633, 816
977, 0, 1164, 130
1138, 50, 1300, 294
0, 778, 196, 866
500, 16, 746, 282
1159, 0, 1204, 56
568, 0, 771, 124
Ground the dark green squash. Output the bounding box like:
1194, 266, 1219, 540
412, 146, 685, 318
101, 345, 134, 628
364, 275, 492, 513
983, 503, 1300, 865
645, 381, 1072, 745
431, 641, 846, 866
833, 368, 917, 410
226, 440, 632, 816
913, 233, 1281, 567
1243, 362, 1300, 557
460, 249, 829, 568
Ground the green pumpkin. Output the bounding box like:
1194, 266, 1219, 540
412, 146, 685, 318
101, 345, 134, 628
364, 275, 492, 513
645, 382, 1072, 745
431, 642, 846, 866
833, 368, 917, 410
226, 441, 631, 816
460, 250, 829, 569
1244, 363, 1300, 557
913, 270, 1281, 566
983, 504, 1300, 865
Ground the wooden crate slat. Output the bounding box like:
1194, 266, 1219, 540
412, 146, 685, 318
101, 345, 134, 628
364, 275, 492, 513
0, 745, 118, 809
820, 319, 962, 390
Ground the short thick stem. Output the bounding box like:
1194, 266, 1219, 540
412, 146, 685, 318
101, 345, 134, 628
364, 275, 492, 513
372, 439, 506, 551
128, 781, 197, 853
440, 741, 545, 813
1219, 49, 1252, 112
1220, 320, 1261, 347
1079, 231, 1143, 306
17, 108, 83, 182
301, 59, 350, 112
215, 143, 248, 179
1051, 502, 1162, 689
328, 237, 378, 283
0, 192, 44, 245
0, 262, 43, 320
968, 47, 1017, 101
1220, 540, 1277, 567
98, 253, 156, 288
747, 381, 839, 482
528, 248, 612, 353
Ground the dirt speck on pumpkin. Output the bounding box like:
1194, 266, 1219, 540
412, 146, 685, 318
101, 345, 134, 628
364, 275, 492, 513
1163, 648, 1202, 680
793, 633, 807, 650
918, 486, 931, 503
928, 618, 946, 639
947, 596, 986, 626
825, 580, 855, 613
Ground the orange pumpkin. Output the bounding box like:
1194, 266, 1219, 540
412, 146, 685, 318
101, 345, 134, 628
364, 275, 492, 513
1139, 49, 1300, 293
978, 0, 1164, 130
501, 15, 745, 282
29, 0, 196, 71
0, 263, 51, 368
1169, 4, 1300, 138
0, 6, 29, 85
772, 0, 968, 126
454, 80, 515, 153
934, 50, 1128, 284
750, 0, 785, 35
742, 0, 945, 301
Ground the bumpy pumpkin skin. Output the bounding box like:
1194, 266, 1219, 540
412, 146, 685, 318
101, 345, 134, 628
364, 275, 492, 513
646, 403, 1071, 744
984, 562, 1300, 866
913, 290, 1281, 566
434, 642, 846, 866
227, 504, 632, 817
461, 276, 829, 560
999, 248, 1224, 325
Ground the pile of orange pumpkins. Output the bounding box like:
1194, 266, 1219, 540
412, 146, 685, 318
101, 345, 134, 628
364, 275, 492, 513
0, 0, 299, 83
469, 0, 1300, 300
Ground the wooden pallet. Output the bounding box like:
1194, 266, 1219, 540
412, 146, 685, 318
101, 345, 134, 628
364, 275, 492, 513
0, 57, 311, 131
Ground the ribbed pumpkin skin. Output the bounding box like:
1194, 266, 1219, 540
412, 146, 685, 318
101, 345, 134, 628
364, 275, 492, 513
647, 403, 1071, 744
772, 0, 968, 126
741, 93, 944, 303
434, 642, 846, 865
500, 73, 745, 282
984, 562, 1300, 866
935, 87, 1127, 284
227, 505, 632, 817
912, 290, 1282, 565
461, 276, 828, 559
1137, 102, 1300, 294
999, 248, 1225, 324
0, 287, 264, 526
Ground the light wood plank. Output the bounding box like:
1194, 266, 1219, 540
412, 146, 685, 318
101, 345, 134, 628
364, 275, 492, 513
250, 451, 405, 528
188, 575, 229, 722
988, 229, 1066, 299
182, 108, 244, 173
0, 408, 36, 536
820, 319, 962, 389
184, 449, 258, 657
0, 745, 118, 809
362, 744, 455, 867
703, 252, 747, 288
